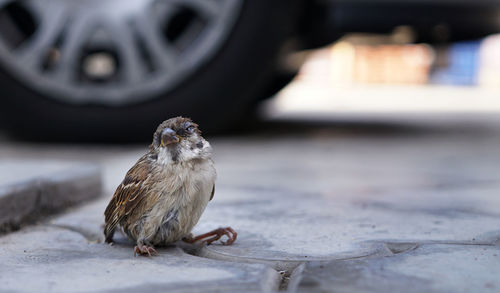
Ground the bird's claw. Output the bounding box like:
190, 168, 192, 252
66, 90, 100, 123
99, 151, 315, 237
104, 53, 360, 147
206, 227, 237, 245
134, 245, 158, 257
195, 227, 238, 246
182, 227, 238, 246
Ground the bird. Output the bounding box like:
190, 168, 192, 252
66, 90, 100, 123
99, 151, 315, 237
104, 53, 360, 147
103, 116, 237, 256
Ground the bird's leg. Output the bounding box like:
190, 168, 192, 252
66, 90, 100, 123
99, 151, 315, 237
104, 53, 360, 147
183, 227, 237, 246
134, 239, 158, 257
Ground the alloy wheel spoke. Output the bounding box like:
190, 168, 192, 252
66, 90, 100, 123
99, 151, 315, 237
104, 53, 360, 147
133, 5, 177, 71
15, 3, 67, 70
106, 19, 147, 84
52, 13, 95, 84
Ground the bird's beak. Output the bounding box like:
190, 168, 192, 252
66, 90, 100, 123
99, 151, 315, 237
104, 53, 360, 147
161, 128, 180, 146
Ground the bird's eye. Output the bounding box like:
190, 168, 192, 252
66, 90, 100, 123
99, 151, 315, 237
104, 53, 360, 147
186, 125, 195, 133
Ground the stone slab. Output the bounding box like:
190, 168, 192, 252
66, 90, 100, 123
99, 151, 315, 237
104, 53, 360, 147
193, 182, 500, 265
296, 244, 500, 293
50, 197, 109, 243
211, 135, 500, 197
43, 136, 500, 270
0, 161, 102, 233
0, 226, 280, 293
189, 135, 500, 265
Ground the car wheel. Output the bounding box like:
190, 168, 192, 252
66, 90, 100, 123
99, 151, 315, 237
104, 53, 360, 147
0, 0, 298, 141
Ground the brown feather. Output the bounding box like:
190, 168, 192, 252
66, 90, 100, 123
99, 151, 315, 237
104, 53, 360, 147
104, 155, 152, 243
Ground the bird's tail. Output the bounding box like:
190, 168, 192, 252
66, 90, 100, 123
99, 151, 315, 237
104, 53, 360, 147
104, 224, 115, 243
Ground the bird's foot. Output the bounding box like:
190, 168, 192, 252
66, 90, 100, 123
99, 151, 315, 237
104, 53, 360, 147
134, 244, 158, 257
183, 227, 237, 246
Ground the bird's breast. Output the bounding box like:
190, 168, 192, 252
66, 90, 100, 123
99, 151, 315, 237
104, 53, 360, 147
147, 159, 216, 244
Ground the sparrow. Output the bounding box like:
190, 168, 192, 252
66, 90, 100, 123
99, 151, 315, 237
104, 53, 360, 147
104, 116, 237, 256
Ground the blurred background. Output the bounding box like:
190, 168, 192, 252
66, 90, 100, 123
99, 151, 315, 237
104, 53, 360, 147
0, 0, 498, 141
267, 31, 500, 121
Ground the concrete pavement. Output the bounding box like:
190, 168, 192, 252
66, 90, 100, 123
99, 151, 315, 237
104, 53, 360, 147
0, 115, 499, 292
0, 161, 101, 233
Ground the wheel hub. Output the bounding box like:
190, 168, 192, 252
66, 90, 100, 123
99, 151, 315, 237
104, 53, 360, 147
0, 0, 242, 105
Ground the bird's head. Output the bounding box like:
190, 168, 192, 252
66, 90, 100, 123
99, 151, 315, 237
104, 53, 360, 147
150, 117, 211, 164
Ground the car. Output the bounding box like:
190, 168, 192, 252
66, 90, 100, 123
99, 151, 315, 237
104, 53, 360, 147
0, 0, 498, 141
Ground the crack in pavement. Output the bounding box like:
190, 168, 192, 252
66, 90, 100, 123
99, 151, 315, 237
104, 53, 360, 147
47, 224, 103, 243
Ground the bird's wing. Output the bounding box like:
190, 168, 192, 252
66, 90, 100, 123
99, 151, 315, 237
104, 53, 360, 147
104, 156, 152, 240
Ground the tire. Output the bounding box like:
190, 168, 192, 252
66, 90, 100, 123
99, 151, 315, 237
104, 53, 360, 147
0, 0, 299, 142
